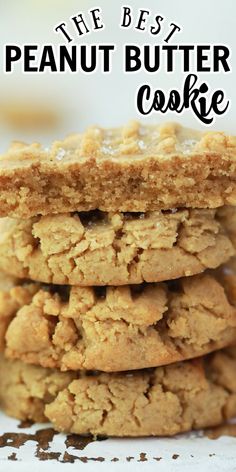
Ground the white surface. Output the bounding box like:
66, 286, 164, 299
0, 413, 236, 472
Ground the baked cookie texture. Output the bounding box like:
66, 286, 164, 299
0, 271, 38, 352
0, 355, 76, 422
0, 347, 236, 436
1, 122, 236, 218
2, 268, 236, 372
0, 208, 234, 286
217, 206, 236, 247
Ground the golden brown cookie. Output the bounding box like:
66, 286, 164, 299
0, 271, 38, 351
1, 347, 236, 436
0, 354, 75, 422
1, 122, 236, 218
217, 206, 236, 247
0, 208, 234, 286
2, 267, 236, 372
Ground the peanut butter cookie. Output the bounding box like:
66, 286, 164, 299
0, 347, 236, 436
1, 122, 236, 217
0, 208, 234, 285
2, 267, 236, 372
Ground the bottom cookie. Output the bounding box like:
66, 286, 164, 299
0, 347, 236, 437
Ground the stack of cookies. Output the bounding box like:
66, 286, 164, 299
0, 122, 236, 437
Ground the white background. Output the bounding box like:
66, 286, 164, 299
0, 0, 235, 151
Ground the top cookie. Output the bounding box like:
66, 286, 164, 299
1, 122, 236, 217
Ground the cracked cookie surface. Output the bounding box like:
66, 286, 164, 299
217, 206, 236, 247
1, 122, 236, 217
0, 208, 234, 286
1, 347, 236, 436
2, 267, 236, 372
0, 354, 76, 422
